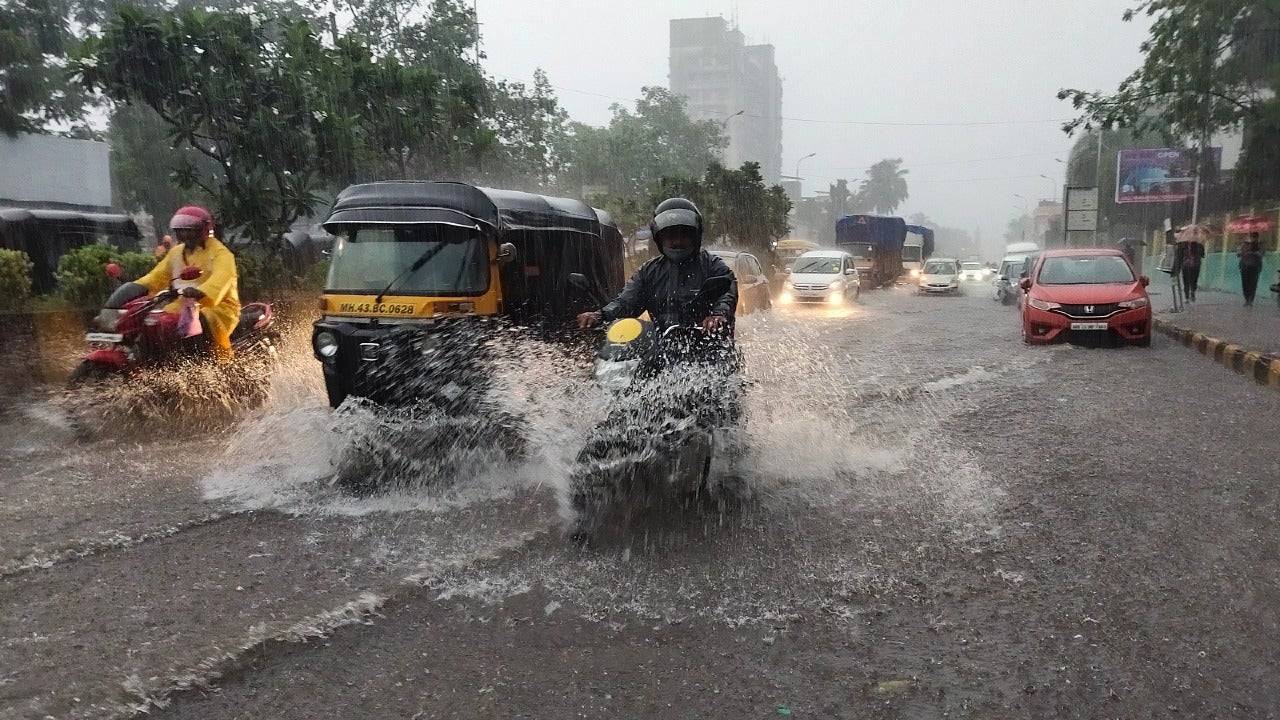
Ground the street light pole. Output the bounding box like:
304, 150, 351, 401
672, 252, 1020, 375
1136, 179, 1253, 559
795, 152, 817, 182
795, 152, 817, 195
718, 109, 745, 129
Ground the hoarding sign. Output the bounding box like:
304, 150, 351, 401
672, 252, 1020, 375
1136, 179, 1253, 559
1114, 147, 1220, 204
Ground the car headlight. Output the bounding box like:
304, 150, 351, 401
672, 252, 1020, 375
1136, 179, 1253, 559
910, 268, 921, 277
783, 279, 794, 290
1118, 297, 1150, 309
1027, 298, 1060, 311
313, 330, 339, 358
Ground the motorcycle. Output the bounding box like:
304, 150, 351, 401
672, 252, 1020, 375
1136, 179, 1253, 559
565, 272, 746, 541
70, 263, 278, 386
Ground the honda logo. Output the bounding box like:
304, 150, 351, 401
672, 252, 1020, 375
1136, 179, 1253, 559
1084, 305, 1095, 314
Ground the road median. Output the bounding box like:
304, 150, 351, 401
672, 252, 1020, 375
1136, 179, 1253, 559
1153, 316, 1280, 390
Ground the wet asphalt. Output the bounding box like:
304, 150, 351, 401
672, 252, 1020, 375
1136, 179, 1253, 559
2, 284, 1279, 720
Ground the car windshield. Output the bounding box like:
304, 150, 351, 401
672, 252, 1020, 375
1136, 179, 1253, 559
793, 257, 842, 274
327, 225, 488, 295
1037, 255, 1135, 285
902, 246, 922, 262
924, 261, 957, 274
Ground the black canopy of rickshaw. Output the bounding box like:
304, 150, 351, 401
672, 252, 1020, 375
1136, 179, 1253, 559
322, 182, 624, 322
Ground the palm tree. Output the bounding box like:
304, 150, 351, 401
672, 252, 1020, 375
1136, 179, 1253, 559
856, 158, 909, 214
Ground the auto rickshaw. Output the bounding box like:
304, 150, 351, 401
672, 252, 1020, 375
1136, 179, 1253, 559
312, 181, 624, 408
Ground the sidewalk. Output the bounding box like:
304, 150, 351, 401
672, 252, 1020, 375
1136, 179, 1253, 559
1150, 287, 1280, 389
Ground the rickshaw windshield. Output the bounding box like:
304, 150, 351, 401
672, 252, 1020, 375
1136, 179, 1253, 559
327, 224, 488, 295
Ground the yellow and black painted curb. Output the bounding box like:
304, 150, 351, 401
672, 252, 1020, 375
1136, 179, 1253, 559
1152, 318, 1280, 391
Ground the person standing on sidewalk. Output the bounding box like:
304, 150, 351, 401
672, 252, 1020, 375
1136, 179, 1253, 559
1238, 232, 1264, 306
1181, 237, 1204, 302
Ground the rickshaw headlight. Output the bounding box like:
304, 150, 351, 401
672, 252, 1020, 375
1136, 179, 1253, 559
314, 330, 339, 359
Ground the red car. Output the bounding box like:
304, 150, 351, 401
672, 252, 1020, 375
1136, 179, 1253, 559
1020, 248, 1152, 346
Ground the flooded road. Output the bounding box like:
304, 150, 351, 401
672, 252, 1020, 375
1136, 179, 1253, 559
3, 287, 1280, 719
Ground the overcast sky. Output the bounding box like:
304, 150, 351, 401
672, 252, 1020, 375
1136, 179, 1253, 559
479, 0, 1150, 244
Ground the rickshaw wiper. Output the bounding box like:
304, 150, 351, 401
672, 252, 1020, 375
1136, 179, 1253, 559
374, 242, 451, 304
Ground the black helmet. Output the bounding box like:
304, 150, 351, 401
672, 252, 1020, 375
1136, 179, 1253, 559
649, 197, 704, 247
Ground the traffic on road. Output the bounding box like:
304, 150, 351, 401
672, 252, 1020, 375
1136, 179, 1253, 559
4, 2, 1280, 719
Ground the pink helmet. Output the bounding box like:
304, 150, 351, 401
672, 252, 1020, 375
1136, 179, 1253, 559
168, 205, 213, 237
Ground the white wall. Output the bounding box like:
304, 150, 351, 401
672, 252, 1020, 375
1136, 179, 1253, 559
0, 133, 112, 208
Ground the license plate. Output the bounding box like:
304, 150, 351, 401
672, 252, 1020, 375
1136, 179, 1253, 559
1070, 322, 1108, 331
85, 332, 123, 343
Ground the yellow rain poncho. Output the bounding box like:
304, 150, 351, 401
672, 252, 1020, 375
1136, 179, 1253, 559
137, 237, 241, 359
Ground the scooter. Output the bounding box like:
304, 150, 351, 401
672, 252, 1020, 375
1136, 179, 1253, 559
565, 273, 745, 540
70, 264, 277, 385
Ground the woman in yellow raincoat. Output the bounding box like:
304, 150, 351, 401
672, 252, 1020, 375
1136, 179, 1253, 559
135, 205, 241, 360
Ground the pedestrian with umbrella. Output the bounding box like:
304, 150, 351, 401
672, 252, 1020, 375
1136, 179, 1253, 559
1175, 225, 1209, 303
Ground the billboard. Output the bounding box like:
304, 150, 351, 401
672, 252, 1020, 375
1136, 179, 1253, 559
1114, 147, 1220, 204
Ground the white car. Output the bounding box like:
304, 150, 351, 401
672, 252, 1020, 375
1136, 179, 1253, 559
917, 258, 962, 294
781, 250, 861, 305
959, 261, 989, 282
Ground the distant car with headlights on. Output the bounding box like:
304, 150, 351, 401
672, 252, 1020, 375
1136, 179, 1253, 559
1020, 248, 1152, 346
960, 261, 990, 282
917, 258, 962, 294
781, 250, 860, 305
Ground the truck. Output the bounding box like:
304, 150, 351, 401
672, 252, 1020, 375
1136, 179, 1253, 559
901, 224, 935, 279
835, 214, 907, 288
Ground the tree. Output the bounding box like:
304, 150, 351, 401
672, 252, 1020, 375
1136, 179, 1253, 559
77, 7, 339, 246
560, 86, 727, 198
856, 158, 909, 214
1058, 1, 1280, 199
108, 102, 213, 231
0, 0, 100, 135
482, 69, 569, 190
654, 161, 791, 263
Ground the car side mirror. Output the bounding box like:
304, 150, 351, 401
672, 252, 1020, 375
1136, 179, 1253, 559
567, 272, 590, 292
1019, 278, 1032, 291
1139, 275, 1150, 287
783, 267, 792, 274
497, 242, 517, 264
844, 268, 857, 276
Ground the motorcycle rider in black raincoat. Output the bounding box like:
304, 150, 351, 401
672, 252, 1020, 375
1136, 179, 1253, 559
576, 198, 738, 333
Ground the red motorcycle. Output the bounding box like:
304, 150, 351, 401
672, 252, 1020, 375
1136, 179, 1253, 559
71, 264, 278, 385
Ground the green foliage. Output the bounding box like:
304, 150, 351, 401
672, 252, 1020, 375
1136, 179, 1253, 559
1059, 1, 1280, 198
0, 0, 100, 135
234, 251, 290, 302
482, 69, 569, 189
560, 87, 728, 198
856, 158, 909, 214
109, 102, 214, 226
54, 244, 155, 308
77, 7, 333, 245
0, 249, 35, 312
655, 161, 792, 265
